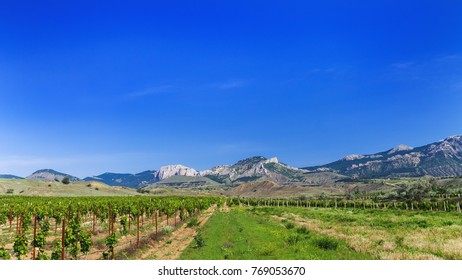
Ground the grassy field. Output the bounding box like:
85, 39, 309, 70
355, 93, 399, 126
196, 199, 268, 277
269, 207, 462, 259
180, 207, 371, 260
180, 206, 462, 260
0, 179, 137, 196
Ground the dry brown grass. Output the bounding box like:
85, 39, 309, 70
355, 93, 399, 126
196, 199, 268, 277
273, 211, 457, 260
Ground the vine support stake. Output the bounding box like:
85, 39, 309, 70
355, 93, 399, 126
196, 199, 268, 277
33, 216, 37, 260
61, 218, 66, 260
136, 216, 140, 247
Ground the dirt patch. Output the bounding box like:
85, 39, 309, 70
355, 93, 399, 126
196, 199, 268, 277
140, 206, 217, 260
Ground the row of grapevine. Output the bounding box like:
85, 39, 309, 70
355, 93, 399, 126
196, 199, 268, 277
228, 197, 462, 212
0, 196, 224, 260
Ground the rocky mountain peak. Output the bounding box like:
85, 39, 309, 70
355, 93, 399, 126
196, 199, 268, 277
265, 157, 279, 164
343, 154, 365, 161
427, 137, 462, 159
388, 144, 414, 155
157, 165, 199, 180
444, 135, 462, 142
234, 156, 268, 166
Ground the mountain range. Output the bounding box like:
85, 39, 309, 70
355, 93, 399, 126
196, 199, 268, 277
2, 135, 462, 188
303, 135, 462, 178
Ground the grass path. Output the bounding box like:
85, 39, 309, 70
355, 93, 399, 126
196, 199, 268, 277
179, 207, 370, 260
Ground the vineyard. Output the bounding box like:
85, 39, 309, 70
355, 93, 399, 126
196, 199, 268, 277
1, 193, 462, 260
0, 196, 224, 260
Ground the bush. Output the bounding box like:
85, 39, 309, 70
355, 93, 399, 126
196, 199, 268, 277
296, 227, 310, 235
194, 234, 205, 248
187, 217, 201, 227
6, 189, 14, 194
62, 177, 70, 184
0, 248, 11, 260
136, 188, 150, 194
286, 234, 301, 246
285, 222, 295, 229
160, 225, 173, 234
314, 237, 339, 250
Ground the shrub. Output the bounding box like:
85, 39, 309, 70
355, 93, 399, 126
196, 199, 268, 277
187, 217, 200, 227
286, 234, 301, 246
6, 189, 14, 194
137, 188, 150, 194
62, 177, 70, 184
0, 248, 11, 260
161, 225, 174, 234
314, 237, 339, 250
194, 234, 205, 248
285, 222, 295, 229
296, 227, 310, 235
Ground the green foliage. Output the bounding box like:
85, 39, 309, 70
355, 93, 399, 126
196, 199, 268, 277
194, 233, 205, 248
32, 233, 46, 251
13, 233, 28, 260
187, 217, 200, 227
64, 214, 92, 259
62, 177, 70, 184
80, 231, 92, 254
119, 216, 128, 234
296, 227, 311, 235
314, 237, 339, 250
50, 240, 62, 260
136, 188, 150, 194
160, 225, 174, 234
37, 251, 49, 260
0, 248, 11, 260
105, 233, 117, 251
104, 233, 117, 260
286, 234, 301, 246
284, 222, 295, 229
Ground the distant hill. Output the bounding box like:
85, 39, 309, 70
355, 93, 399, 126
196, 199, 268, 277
303, 135, 462, 178
26, 169, 80, 182
226, 180, 344, 199
84, 170, 159, 188
148, 175, 220, 188
0, 178, 137, 196
0, 174, 23, 179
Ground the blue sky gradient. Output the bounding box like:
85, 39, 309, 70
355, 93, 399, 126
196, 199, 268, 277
1, 1, 461, 177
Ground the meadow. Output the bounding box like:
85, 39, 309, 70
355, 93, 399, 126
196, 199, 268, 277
181, 206, 462, 260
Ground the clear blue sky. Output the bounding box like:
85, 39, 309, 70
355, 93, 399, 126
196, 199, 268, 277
1, 1, 461, 177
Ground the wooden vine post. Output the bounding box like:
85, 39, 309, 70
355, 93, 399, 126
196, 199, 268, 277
174, 210, 177, 227
8, 208, 12, 232
155, 210, 158, 235
61, 218, 66, 260
136, 215, 140, 247
32, 216, 37, 259
92, 213, 96, 233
